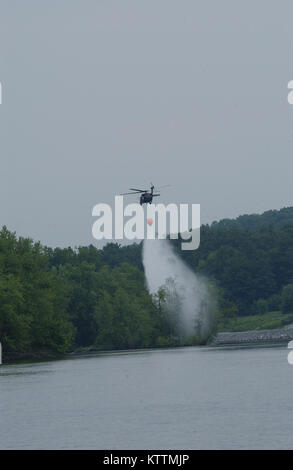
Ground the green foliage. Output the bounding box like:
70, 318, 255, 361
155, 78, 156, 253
281, 284, 293, 314
256, 298, 269, 315
217, 311, 293, 332
0, 228, 165, 355
172, 219, 293, 317
0, 226, 74, 355
266, 293, 281, 311
213, 206, 293, 231
1, 205, 293, 357
220, 298, 238, 318
0, 273, 28, 352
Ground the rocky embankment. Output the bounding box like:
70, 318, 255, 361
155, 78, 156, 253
211, 323, 293, 346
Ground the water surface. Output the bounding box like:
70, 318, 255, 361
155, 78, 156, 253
1, 345, 293, 449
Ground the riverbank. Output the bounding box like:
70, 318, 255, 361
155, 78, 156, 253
3, 350, 64, 364
210, 322, 293, 346
3, 322, 293, 364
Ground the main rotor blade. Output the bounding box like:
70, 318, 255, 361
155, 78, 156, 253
120, 191, 143, 195
156, 184, 171, 190
129, 188, 147, 192
152, 194, 160, 197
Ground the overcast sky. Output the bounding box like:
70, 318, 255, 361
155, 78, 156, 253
0, 1, 293, 247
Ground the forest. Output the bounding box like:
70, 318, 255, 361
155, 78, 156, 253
1, 206, 293, 359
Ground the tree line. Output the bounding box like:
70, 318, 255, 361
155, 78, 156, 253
0, 227, 185, 358
1, 206, 293, 358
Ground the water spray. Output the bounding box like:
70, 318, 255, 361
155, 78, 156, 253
143, 238, 214, 341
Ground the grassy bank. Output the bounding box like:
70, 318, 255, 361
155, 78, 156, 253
218, 311, 293, 332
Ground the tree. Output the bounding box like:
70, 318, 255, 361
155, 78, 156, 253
256, 298, 268, 315
281, 284, 293, 314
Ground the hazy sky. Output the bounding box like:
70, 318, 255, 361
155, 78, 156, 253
1, 1, 293, 247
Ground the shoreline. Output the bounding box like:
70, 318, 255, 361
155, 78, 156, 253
2, 350, 64, 364
3, 323, 293, 364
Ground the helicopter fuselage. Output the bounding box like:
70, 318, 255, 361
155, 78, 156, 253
140, 193, 153, 205
121, 184, 160, 205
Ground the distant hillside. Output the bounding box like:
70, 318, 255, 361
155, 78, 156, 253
211, 206, 293, 231
173, 205, 293, 317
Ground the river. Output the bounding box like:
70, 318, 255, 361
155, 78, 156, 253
1, 345, 293, 449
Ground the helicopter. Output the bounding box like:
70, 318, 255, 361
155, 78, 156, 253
120, 183, 169, 205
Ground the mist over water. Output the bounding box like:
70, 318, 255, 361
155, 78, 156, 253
143, 239, 214, 340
